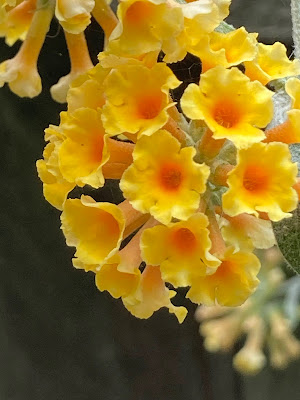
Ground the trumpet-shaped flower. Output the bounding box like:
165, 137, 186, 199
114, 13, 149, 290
120, 130, 210, 224
36, 125, 75, 210
141, 213, 220, 287
107, 0, 184, 57
0, 0, 37, 46
188, 28, 257, 72
67, 64, 109, 113
219, 213, 276, 252
95, 254, 141, 299
181, 66, 273, 148
222, 142, 298, 221
61, 195, 125, 266
0, 1, 54, 97
57, 108, 110, 188
0, 52, 41, 97
55, 0, 95, 34
182, 0, 231, 46
102, 62, 180, 138
187, 247, 261, 306
244, 42, 300, 86
122, 265, 187, 322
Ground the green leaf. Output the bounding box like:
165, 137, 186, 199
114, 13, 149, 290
273, 204, 300, 274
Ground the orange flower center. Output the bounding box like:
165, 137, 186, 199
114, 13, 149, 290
159, 162, 183, 192
171, 227, 197, 253
243, 165, 269, 193
125, 1, 155, 25
136, 93, 163, 120
213, 101, 240, 128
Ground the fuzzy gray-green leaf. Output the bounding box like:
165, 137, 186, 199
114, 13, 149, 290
273, 204, 300, 274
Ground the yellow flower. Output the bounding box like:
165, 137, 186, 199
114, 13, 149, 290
244, 42, 300, 86
94, 214, 152, 298
61, 195, 125, 266
219, 213, 276, 252
141, 213, 220, 287
36, 125, 74, 210
67, 64, 109, 113
222, 142, 298, 221
122, 264, 187, 322
101, 62, 180, 138
181, 66, 273, 148
95, 254, 141, 299
107, 0, 184, 58
188, 28, 257, 72
0, 51, 41, 97
57, 108, 110, 188
120, 130, 210, 224
0, 1, 54, 97
55, 0, 95, 34
187, 248, 261, 306
183, 0, 231, 44
0, 0, 37, 46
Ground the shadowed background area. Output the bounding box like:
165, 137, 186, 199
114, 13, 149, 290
1, 1, 300, 399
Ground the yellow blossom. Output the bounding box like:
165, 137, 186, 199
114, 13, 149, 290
122, 264, 187, 322
61, 195, 125, 266
94, 215, 152, 298
0, 0, 54, 97
107, 0, 184, 58
55, 0, 95, 34
219, 213, 276, 252
67, 63, 110, 113
141, 213, 220, 287
188, 28, 257, 72
187, 247, 261, 306
222, 142, 298, 222
57, 108, 110, 188
181, 66, 273, 148
36, 125, 74, 210
244, 42, 300, 86
101, 62, 180, 138
95, 254, 141, 299
0, 0, 37, 46
120, 130, 210, 224
182, 0, 231, 46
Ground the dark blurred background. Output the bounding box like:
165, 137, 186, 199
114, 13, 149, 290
0, 1, 300, 399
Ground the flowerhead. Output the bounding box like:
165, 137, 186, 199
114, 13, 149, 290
55, 0, 95, 34
101, 61, 180, 138
187, 247, 261, 306
141, 213, 220, 287
181, 66, 273, 148
61, 195, 125, 267
57, 108, 111, 188
222, 142, 298, 221
120, 129, 210, 224
244, 42, 300, 86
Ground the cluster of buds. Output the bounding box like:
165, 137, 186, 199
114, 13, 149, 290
9, 0, 299, 322
196, 249, 300, 375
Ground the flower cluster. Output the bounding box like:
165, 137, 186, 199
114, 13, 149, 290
196, 248, 300, 375
35, 0, 300, 322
